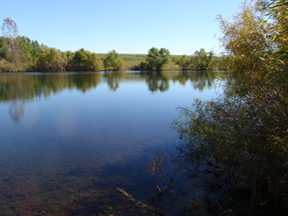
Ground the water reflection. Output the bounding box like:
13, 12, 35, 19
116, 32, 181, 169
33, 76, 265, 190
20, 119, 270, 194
9, 99, 25, 122
0, 71, 218, 122
172, 70, 217, 90
104, 72, 121, 91
144, 71, 170, 92
0, 71, 217, 100
0, 71, 221, 215
70, 73, 102, 92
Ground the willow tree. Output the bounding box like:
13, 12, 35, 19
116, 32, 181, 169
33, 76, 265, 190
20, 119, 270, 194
173, 3, 288, 213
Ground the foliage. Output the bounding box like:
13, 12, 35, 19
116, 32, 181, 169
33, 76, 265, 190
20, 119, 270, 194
144, 47, 171, 71
0, 18, 103, 72
103, 50, 125, 71
71, 48, 102, 71
35, 46, 66, 72
172, 50, 220, 70
257, 0, 288, 95
0, 36, 8, 59
190, 48, 215, 70
172, 3, 288, 214
172, 55, 190, 70
0, 57, 14, 72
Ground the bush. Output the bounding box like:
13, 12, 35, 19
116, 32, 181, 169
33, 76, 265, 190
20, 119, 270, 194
172, 3, 288, 213
103, 50, 126, 71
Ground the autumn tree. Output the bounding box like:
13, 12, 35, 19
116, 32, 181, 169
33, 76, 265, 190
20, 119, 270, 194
258, 0, 288, 94
172, 3, 288, 214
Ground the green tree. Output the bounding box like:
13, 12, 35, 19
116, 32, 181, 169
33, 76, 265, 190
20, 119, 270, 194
190, 48, 214, 70
71, 48, 102, 71
145, 47, 170, 71
103, 50, 125, 71
36, 46, 67, 72
18, 36, 40, 70
21, 38, 43, 69
65, 50, 74, 70
0, 36, 8, 59
172, 55, 190, 70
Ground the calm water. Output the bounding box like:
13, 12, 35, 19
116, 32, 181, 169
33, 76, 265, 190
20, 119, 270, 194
0, 71, 221, 215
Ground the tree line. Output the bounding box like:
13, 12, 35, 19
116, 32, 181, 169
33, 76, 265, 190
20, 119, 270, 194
0, 18, 226, 72
131, 47, 226, 71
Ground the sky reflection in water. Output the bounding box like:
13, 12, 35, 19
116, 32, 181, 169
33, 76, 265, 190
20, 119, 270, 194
0, 71, 222, 215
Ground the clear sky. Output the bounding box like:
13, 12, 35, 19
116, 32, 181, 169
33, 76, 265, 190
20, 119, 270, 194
1, 0, 244, 55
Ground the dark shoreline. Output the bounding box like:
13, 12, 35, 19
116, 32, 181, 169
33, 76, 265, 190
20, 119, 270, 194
0, 69, 226, 73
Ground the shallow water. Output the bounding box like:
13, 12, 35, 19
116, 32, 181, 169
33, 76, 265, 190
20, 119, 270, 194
0, 71, 221, 215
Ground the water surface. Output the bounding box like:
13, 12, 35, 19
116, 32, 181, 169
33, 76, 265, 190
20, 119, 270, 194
0, 71, 221, 215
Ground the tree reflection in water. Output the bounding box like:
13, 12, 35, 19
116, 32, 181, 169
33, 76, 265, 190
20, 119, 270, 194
0, 71, 219, 122
9, 99, 25, 122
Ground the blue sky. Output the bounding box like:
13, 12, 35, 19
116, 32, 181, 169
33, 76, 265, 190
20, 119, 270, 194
1, 0, 244, 55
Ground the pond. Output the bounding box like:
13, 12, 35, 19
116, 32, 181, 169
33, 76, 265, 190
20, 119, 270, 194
0, 71, 222, 215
